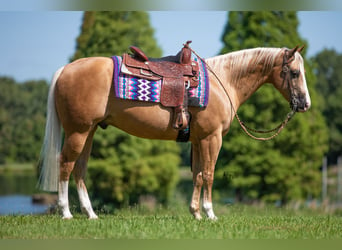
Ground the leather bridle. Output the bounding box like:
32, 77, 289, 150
281, 49, 300, 112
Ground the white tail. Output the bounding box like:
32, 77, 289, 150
37, 66, 65, 191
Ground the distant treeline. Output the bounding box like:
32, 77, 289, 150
0, 77, 48, 164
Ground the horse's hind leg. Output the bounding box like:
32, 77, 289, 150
59, 130, 91, 219
73, 127, 98, 219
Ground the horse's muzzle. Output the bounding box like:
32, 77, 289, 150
291, 95, 310, 113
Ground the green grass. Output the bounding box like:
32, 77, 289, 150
1, 205, 342, 239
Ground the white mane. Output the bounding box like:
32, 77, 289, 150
207, 48, 283, 85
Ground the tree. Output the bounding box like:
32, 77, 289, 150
70, 11, 179, 208
312, 49, 342, 164
215, 12, 328, 204
0, 77, 48, 164
71, 11, 161, 61
88, 129, 180, 208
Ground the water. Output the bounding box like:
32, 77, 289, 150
0, 172, 37, 195
0, 172, 49, 215
0, 195, 48, 215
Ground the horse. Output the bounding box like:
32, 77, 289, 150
38, 45, 311, 220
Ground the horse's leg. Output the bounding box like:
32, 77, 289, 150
59, 131, 90, 219
200, 133, 221, 220
189, 143, 203, 220
73, 126, 98, 219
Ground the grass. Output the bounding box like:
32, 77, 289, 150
1, 204, 342, 239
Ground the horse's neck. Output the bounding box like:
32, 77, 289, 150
206, 48, 282, 109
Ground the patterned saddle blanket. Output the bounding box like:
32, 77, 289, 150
112, 55, 209, 108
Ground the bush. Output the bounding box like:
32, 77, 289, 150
86, 127, 180, 210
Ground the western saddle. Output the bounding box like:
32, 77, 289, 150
121, 41, 200, 130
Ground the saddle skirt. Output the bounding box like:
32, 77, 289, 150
112, 55, 209, 108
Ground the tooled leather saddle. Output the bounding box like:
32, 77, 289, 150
121, 41, 200, 130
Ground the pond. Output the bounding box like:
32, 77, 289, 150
0, 172, 50, 215
0, 195, 48, 215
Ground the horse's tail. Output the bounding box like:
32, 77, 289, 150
37, 66, 65, 192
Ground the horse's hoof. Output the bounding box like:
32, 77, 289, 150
88, 215, 98, 220
194, 213, 202, 220
208, 215, 218, 221
62, 215, 73, 220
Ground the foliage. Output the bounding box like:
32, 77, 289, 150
87, 127, 180, 208
1, 205, 342, 239
71, 11, 180, 207
312, 49, 342, 164
215, 11, 328, 204
71, 11, 162, 61
0, 77, 48, 164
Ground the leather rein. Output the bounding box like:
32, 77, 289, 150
190, 47, 297, 141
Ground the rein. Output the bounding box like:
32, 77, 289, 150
190, 47, 296, 141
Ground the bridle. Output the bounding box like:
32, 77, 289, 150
281, 49, 300, 113
190, 46, 300, 141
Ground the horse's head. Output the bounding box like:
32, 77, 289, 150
272, 46, 311, 113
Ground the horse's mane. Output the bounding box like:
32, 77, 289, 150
207, 48, 283, 85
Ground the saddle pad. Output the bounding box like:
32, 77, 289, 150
112, 55, 209, 107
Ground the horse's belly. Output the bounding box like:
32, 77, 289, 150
105, 100, 178, 140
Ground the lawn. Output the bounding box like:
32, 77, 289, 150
1, 205, 342, 239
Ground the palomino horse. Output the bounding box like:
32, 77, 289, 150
38, 46, 311, 220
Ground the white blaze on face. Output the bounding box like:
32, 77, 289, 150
297, 53, 311, 111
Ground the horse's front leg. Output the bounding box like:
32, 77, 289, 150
189, 143, 203, 220
200, 133, 222, 220
190, 133, 222, 220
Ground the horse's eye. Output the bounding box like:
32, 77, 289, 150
291, 70, 300, 78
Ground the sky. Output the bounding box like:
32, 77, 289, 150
0, 11, 341, 83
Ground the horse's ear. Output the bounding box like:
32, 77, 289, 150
288, 45, 299, 57
297, 45, 305, 54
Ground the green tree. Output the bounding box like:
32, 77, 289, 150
70, 11, 179, 208
88, 129, 180, 208
0, 77, 18, 163
0, 77, 48, 164
215, 11, 328, 204
312, 49, 342, 164
71, 11, 161, 61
